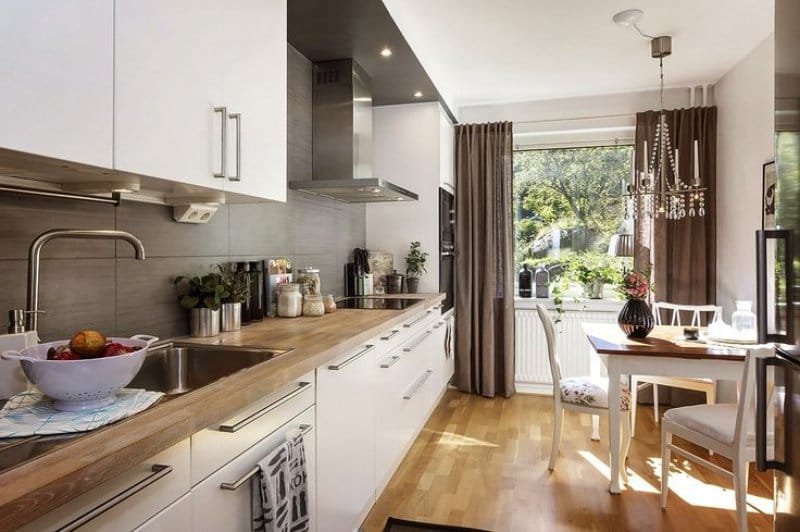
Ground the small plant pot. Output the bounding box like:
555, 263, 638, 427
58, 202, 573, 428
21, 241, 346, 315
189, 308, 220, 337
220, 303, 242, 332
584, 279, 604, 299
406, 277, 420, 294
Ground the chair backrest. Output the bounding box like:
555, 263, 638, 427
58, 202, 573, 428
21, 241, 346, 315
734, 346, 774, 451
536, 305, 562, 392
652, 302, 722, 327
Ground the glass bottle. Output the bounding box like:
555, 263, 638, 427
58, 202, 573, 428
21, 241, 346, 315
518, 265, 532, 298
731, 300, 757, 337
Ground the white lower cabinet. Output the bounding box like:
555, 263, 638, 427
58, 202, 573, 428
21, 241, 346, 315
191, 406, 316, 532
135, 493, 191, 532
316, 342, 377, 532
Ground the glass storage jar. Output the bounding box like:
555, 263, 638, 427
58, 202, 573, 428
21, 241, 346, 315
277, 283, 302, 318
302, 295, 325, 317
324, 294, 337, 313
296, 267, 322, 296
732, 300, 757, 337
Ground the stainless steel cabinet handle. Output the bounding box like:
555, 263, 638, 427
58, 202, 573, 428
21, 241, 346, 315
380, 355, 401, 368
219, 381, 311, 433
440, 252, 454, 257
403, 370, 434, 400
228, 112, 241, 181
57, 464, 173, 532
220, 424, 313, 491
213, 106, 227, 178
404, 330, 432, 352
403, 311, 432, 328
328, 345, 374, 371
381, 329, 400, 341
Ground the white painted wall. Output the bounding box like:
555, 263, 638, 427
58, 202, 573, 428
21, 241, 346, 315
714, 35, 775, 316
367, 102, 453, 292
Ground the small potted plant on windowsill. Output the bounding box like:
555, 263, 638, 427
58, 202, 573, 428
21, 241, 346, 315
404, 241, 429, 294
217, 263, 249, 332
173, 272, 229, 337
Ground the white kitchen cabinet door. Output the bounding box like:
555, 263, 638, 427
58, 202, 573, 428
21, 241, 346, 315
316, 343, 377, 531
114, 0, 227, 189
0, 0, 113, 166
222, 0, 287, 202
374, 344, 410, 492
191, 407, 315, 532
135, 493, 191, 532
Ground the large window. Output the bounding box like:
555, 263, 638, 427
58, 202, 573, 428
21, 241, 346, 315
513, 145, 633, 287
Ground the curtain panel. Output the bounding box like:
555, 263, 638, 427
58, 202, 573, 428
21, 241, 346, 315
454, 121, 515, 398
633, 106, 717, 305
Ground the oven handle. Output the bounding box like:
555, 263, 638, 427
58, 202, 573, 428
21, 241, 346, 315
756, 229, 794, 344
756, 356, 784, 472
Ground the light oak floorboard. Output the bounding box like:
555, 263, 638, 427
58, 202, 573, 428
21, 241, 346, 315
362, 390, 773, 532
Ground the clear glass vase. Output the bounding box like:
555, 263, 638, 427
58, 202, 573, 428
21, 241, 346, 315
731, 300, 757, 337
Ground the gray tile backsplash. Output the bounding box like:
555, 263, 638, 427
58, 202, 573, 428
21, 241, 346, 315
0, 46, 365, 341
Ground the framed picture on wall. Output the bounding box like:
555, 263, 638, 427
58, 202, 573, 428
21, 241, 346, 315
762, 160, 776, 229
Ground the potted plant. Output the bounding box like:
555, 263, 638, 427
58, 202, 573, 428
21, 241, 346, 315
404, 241, 429, 294
173, 272, 229, 337
217, 263, 248, 332
616, 270, 654, 338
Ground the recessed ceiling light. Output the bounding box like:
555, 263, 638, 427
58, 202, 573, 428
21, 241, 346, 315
413, 91, 423, 98
380, 47, 392, 57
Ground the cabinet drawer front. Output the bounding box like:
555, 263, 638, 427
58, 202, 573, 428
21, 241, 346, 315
191, 407, 315, 532
21, 439, 190, 532
191, 371, 315, 484
134, 493, 191, 532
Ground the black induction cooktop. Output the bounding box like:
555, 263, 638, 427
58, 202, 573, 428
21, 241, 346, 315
336, 297, 422, 310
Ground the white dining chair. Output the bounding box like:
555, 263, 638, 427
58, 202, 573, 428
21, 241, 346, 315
536, 305, 632, 477
630, 302, 723, 437
660, 345, 773, 532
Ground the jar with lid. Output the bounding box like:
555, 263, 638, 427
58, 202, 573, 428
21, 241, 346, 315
302, 295, 325, 317
323, 294, 337, 313
277, 284, 302, 318
296, 267, 321, 296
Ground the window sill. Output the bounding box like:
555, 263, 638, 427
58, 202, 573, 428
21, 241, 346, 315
514, 296, 624, 312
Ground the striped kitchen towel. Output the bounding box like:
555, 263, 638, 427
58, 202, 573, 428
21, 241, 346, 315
252, 429, 310, 532
0, 389, 163, 438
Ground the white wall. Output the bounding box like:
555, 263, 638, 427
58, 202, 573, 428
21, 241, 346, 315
714, 35, 775, 316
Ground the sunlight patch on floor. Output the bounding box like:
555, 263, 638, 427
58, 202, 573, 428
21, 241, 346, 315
432, 430, 499, 448
646, 457, 773, 514
577, 450, 659, 493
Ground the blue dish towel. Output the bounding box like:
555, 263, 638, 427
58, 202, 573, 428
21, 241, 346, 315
0, 389, 164, 438
252, 429, 310, 532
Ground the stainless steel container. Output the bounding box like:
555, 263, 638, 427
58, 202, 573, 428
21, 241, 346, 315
220, 303, 242, 332
189, 308, 220, 337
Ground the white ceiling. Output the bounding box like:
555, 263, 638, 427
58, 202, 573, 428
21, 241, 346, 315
381, 0, 774, 111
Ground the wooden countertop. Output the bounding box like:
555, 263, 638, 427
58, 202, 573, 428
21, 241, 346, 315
0, 293, 445, 530
584, 323, 748, 361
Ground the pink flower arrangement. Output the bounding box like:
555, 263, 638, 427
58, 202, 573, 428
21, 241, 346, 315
618, 271, 650, 300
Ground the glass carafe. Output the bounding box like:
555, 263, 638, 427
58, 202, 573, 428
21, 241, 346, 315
731, 300, 756, 336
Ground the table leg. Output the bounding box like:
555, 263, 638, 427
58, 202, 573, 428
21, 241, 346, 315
591, 415, 600, 441
607, 360, 622, 494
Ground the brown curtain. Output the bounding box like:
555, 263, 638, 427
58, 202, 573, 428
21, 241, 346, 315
633, 107, 717, 305
454, 122, 515, 398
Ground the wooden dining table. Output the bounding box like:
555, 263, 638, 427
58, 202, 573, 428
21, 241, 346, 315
583, 323, 749, 494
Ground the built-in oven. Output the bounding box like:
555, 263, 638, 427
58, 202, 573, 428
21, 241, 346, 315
439, 187, 455, 313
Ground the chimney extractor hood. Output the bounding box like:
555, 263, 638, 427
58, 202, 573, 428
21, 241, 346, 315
288, 59, 418, 203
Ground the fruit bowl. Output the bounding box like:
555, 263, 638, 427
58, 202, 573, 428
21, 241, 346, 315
1, 335, 157, 412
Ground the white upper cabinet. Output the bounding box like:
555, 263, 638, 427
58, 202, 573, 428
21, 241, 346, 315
0, 0, 113, 167
114, 0, 287, 201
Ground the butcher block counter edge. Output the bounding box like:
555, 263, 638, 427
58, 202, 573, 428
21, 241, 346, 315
0, 293, 445, 530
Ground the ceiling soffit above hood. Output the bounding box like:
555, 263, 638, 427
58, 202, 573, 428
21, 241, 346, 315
288, 59, 419, 203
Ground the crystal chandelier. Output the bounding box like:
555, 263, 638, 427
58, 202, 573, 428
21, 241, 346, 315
624, 36, 706, 221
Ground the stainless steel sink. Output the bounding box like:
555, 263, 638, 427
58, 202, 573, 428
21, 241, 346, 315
129, 344, 293, 395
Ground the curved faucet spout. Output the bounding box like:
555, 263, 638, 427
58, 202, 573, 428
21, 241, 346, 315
25, 229, 146, 332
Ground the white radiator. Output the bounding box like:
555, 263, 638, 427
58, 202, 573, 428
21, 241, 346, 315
514, 304, 620, 395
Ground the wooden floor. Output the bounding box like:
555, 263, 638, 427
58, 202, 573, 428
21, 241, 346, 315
362, 390, 774, 532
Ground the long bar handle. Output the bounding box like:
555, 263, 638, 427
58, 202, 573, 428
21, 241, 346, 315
756, 229, 794, 343
228, 112, 241, 181
220, 424, 313, 491
381, 329, 400, 341
403, 370, 434, 400
380, 355, 401, 369
403, 311, 432, 329
756, 357, 784, 471
213, 106, 227, 178
328, 345, 374, 371
57, 465, 173, 532
404, 330, 432, 352
219, 381, 311, 433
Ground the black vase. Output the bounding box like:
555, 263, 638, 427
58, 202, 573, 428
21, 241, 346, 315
617, 299, 655, 338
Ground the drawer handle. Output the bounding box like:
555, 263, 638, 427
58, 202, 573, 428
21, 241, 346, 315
213, 106, 227, 178
328, 345, 374, 371
381, 329, 400, 341
404, 330, 432, 353
228, 112, 241, 181
403, 311, 432, 329
380, 355, 401, 368
403, 370, 434, 400
57, 464, 173, 532
219, 381, 311, 433
220, 424, 313, 491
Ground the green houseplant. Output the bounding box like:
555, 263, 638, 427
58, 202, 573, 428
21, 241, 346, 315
173, 272, 229, 337
404, 241, 429, 294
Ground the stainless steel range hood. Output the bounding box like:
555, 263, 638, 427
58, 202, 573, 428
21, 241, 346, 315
288, 59, 418, 203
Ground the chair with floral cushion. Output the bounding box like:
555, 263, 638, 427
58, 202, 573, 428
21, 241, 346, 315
536, 305, 632, 475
